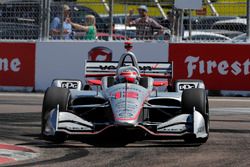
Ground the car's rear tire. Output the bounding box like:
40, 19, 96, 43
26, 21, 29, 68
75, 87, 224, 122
182, 88, 209, 143
41, 87, 70, 143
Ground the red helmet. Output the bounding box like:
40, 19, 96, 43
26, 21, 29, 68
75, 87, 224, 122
117, 66, 140, 84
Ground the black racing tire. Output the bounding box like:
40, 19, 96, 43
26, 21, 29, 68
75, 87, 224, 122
182, 88, 209, 143
41, 87, 70, 143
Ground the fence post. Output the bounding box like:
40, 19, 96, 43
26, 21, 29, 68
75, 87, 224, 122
41, 0, 50, 40
46, 0, 51, 40
176, 9, 184, 42
188, 9, 192, 41
247, 0, 250, 42
108, 0, 113, 41
40, 0, 46, 40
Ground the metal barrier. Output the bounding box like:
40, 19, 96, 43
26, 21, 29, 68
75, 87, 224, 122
0, 0, 41, 40
47, 1, 172, 41
0, 0, 248, 42
182, 1, 247, 42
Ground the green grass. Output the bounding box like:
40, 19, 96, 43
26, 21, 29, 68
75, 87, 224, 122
77, 0, 247, 17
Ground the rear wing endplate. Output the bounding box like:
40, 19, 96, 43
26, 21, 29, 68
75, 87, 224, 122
85, 61, 173, 79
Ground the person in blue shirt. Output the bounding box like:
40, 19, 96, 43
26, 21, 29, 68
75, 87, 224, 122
50, 4, 72, 40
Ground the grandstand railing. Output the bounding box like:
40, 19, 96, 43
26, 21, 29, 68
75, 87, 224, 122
0, 0, 249, 43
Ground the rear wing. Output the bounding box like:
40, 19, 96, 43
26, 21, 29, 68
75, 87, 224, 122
85, 61, 173, 79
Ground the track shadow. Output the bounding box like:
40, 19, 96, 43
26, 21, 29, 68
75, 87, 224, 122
18, 133, 203, 148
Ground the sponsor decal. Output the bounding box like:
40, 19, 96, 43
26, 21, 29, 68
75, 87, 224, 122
159, 127, 185, 132
169, 43, 250, 90
118, 112, 133, 117
99, 65, 154, 71
115, 91, 121, 99
61, 81, 79, 89
114, 91, 138, 99
185, 56, 250, 78
0, 43, 35, 87
0, 58, 21, 72
109, 86, 145, 120
179, 83, 196, 91
65, 126, 91, 131
100, 65, 116, 70
125, 91, 138, 99
88, 46, 112, 61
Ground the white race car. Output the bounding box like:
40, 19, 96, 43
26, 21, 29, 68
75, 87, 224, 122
41, 44, 209, 145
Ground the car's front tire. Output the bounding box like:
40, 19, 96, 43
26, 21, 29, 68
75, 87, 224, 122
182, 88, 209, 143
41, 87, 70, 143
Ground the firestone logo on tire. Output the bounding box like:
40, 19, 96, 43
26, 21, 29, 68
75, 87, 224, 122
88, 46, 112, 61
185, 56, 250, 78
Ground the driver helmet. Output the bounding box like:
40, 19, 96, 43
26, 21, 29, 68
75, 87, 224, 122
117, 70, 139, 84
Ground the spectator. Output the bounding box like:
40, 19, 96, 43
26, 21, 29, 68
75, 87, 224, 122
70, 15, 97, 40
50, 4, 72, 40
126, 5, 165, 40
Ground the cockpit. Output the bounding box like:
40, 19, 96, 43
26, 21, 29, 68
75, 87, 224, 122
115, 52, 141, 84
116, 66, 140, 84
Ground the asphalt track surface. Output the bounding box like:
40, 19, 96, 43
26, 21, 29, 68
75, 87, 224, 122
0, 93, 250, 167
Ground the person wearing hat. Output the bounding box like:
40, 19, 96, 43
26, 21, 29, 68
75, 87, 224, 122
50, 4, 73, 40
126, 5, 165, 40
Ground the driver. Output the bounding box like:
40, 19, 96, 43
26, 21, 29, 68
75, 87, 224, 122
116, 66, 140, 84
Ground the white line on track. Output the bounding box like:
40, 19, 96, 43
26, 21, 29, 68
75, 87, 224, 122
210, 108, 250, 114
209, 98, 250, 102
0, 93, 44, 97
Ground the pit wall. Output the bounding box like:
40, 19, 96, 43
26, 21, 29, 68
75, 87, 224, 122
0, 41, 249, 95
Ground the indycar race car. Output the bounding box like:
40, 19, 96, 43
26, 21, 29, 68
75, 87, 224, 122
41, 45, 209, 145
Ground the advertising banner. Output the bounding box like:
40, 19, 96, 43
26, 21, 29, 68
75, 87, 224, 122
0, 43, 35, 87
36, 41, 168, 91
169, 43, 250, 90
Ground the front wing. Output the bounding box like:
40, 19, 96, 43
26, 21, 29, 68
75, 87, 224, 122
44, 105, 208, 139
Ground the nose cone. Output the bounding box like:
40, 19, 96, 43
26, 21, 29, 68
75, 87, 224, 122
114, 119, 138, 126
112, 99, 142, 125
106, 84, 149, 126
